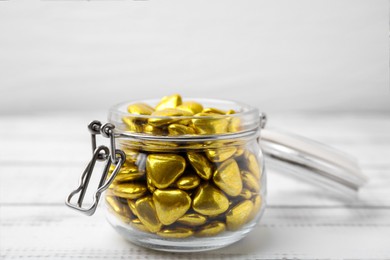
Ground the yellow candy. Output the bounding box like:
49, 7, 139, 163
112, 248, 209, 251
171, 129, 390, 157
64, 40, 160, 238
248, 195, 262, 221
196, 222, 226, 237
239, 189, 253, 200
245, 151, 261, 179
135, 196, 162, 233
127, 199, 138, 217
205, 147, 237, 162
157, 227, 194, 238
213, 159, 243, 197
228, 117, 241, 132
192, 183, 229, 216
155, 94, 182, 111
113, 164, 144, 183
235, 147, 245, 157
152, 189, 191, 225
242, 170, 260, 193
127, 102, 155, 115
226, 200, 254, 231
105, 196, 124, 215
111, 182, 147, 199
177, 213, 207, 226
106, 196, 133, 223
122, 117, 144, 133
176, 173, 200, 190
130, 218, 149, 232
146, 154, 186, 189
177, 101, 203, 114
123, 149, 140, 163
202, 107, 226, 115
225, 109, 236, 115
187, 152, 213, 180
168, 124, 196, 136
149, 108, 193, 126
143, 124, 164, 135
192, 113, 229, 134
146, 176, 156, 193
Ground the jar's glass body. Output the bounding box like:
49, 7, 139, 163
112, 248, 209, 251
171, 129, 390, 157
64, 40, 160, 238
103, 99, 266, 252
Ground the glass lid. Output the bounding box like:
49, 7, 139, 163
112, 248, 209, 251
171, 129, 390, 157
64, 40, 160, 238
260, 128, 368, 198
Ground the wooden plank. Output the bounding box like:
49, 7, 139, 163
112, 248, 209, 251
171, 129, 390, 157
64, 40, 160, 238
1, 206, 390, 259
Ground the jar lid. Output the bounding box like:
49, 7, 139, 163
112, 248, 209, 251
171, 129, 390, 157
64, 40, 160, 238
260, 129, 368, 198
108, 97, 367, 198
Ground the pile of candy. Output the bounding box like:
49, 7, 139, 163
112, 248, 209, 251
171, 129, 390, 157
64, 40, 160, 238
106, 94, 263, 238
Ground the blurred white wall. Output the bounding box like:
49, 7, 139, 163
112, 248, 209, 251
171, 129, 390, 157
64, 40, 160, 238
0, 0, 388, 114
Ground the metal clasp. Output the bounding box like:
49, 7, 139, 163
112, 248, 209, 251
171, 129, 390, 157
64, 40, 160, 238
65, 120, 126, 216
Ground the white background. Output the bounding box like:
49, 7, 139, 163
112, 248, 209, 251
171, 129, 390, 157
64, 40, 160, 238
0, 0, 388, 114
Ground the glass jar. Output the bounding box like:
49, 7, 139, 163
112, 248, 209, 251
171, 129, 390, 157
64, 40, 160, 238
66, 96, 367, 253
106, 98, 264, 252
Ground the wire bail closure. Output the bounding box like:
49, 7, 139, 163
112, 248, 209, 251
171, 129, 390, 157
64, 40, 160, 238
65, 120, 126, 216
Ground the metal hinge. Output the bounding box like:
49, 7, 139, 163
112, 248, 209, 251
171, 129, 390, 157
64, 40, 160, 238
65, 121, 126, 216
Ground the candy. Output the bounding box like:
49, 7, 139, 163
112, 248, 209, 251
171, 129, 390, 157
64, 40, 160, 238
187, 152, 213, 180
146, 154, 186, 189
192, 183, 229, 216
153, 189, 191, 225
106, 94, 263, 239
196, 222, 226, 237
135, 196, 162, 233
213, 159, 243, 197
127, 103, 155, 115
226, 200, 254, 231
155, 94, 182, 111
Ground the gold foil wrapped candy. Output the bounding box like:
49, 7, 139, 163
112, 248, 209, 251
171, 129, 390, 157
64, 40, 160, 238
153, 189, 191, 225
146, 154, 186, 189
192, 183, 229, 216
105, 94, 263, 240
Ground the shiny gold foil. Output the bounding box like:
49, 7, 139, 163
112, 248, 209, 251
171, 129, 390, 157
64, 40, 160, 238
146, 154, 186, 189
177, 101, 203, 114
122, 117, 144, 133
205, 147, 237, 162
156, 227, 194, 238
226, 200, 254, 231
135, 196, 162, 233
113, 164, 144, 183
213, 159, 243, 197
143, 124, 164, 135
202, 107, 226, 115
196, 222, 226, 237
245, 151, 261, 179
155, 94, 182, 111
168, 124, 196, 136
127, 199, 138, 217
239, 189, 253, 200
192, 113, 229, 134
176, 173, 200, 190
192, 183, 229, 216
228, 117, 241, 133
112, 182, 147, 199
127, 103, 155, 115
149, 108, 193, 126
153, 189, 191, 225
248, 195, 262, 221
177, 213, 207, 226
187, 152, 213, 180
242, 170, 260, 193
130, 218, 149, 232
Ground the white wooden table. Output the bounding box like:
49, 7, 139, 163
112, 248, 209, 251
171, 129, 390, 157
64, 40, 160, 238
1, 112, 389, 259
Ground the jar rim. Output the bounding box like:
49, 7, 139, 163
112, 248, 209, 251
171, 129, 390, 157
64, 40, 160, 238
108, 98, 261, 136
109, 98, 259, 120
